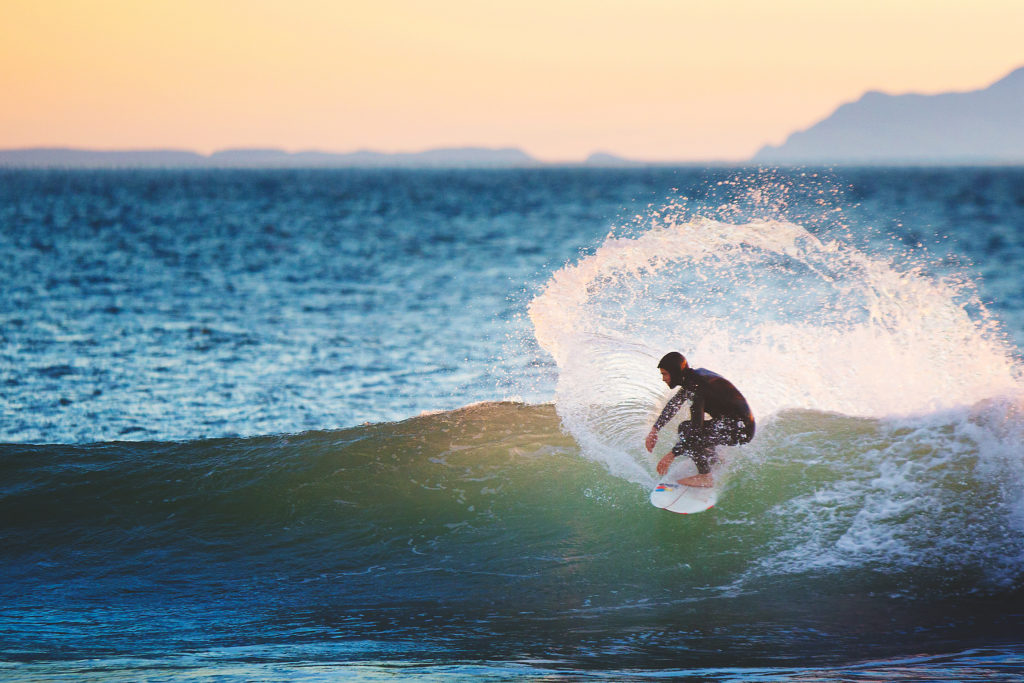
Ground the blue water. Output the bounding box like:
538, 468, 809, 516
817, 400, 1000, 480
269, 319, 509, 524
2, 167, 1024, 680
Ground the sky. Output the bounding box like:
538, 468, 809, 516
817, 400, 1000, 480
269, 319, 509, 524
2, 0, 1022, 162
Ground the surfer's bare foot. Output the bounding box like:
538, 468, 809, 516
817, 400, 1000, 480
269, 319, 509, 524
677, 473, 714, 488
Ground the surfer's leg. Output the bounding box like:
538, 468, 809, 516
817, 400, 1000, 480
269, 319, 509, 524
671, 433, 715, 488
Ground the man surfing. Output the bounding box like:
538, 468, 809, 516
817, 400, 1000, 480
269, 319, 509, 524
645, 352, 755, 487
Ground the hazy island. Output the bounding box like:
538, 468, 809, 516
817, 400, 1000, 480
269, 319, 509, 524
754, 66, 1024, 165
4, 66, 1022, 169
0, 146, 543, 169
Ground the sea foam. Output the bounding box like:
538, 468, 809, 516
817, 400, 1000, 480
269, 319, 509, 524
529, 214, 1023, 484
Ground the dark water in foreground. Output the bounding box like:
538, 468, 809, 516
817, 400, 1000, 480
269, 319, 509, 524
3, 403, 1024, 680
2, 168, 1024, 679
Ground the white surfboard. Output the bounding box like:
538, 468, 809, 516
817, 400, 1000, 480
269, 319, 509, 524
649, 481, 717, 514
649, 459, 721, 514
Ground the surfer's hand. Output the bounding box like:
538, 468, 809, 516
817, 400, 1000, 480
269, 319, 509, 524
645, 429, 658, 452
656, 453, 675, 476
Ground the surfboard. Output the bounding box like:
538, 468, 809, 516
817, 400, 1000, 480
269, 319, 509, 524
649, 459, 719, 514
649, 481, 717, 514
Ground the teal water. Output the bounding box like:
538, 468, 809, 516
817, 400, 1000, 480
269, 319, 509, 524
1, 168, 1023, 679
2, 403, 1023, 678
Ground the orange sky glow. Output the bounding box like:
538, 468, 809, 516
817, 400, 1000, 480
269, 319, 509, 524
2, 0, 1022, 161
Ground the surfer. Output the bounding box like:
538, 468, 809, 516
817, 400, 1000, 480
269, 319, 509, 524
645, 352, 754, 488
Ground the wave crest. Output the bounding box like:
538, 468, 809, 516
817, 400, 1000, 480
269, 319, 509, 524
529, 216, 1022, 483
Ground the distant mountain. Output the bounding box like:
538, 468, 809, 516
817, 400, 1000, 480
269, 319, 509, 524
0, 148, 206, 168
754, 66, 1024, 165
208, 146, 538, 167
0, 146, 539, 168
584, 151, 642, 167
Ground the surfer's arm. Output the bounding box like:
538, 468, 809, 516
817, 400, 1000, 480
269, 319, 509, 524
646, 389, 687, 452
689, 393, 706, 428
653, 389, 687, 431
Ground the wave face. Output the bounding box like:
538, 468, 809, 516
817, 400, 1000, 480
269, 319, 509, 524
3, 401, 1024, 668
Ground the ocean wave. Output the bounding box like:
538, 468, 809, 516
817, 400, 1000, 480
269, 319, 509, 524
3, 399, 1023, 598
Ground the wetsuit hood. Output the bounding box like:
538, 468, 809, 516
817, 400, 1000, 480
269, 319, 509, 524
658, 351, 689, 388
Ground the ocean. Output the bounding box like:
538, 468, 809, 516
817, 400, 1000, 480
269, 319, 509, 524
2, 167, 1023, 680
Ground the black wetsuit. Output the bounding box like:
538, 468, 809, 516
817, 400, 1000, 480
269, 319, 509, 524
653, 368, 755, 474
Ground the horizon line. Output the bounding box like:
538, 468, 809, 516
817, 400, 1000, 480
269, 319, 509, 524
4, 145, 1024, 169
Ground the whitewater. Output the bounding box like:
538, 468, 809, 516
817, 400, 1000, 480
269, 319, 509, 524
529, 209, 1024, 591
2, 167, 1024, 680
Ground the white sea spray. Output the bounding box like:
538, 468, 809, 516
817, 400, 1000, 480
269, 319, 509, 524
530, 212, 1024, 582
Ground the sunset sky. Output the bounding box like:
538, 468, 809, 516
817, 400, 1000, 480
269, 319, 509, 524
3, 0, 1022, 162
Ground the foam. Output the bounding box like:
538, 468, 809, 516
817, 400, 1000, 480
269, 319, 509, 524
529, 215, 1022, 485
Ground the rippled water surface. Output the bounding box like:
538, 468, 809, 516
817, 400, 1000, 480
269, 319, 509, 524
2, 167, 1023, 680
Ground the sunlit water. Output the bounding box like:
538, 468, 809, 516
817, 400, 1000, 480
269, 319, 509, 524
2, 167, 1024, 679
